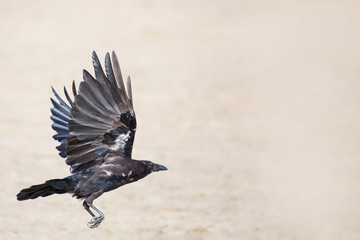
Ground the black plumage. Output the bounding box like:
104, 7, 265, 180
16, 51, 167, 228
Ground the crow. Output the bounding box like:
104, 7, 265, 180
16, 51, 167, 228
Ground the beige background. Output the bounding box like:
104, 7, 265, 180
1, 0, 360, 239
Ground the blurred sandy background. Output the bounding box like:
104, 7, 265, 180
1, 0, 360, 239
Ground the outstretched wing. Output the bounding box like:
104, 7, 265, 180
50, 51, 136, 174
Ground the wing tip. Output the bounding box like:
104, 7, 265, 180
50, 97, 57, 107
111, 50, 117, 60
92, 50, 99, 64
72, 80, 77, 97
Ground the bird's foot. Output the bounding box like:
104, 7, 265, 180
87, 215, 104, 229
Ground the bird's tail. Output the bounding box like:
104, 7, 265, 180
17, 178, 73, 201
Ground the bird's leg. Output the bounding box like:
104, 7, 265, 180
82, 201, 95, 217
83, 192, 105, 228
86, 204, 105, 229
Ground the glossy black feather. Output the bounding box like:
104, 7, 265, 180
53, 132, 70, 141
50, 107, 71, 122
91, 52, 120, 114
51, 115, 68, 126
51, 87, 71, 111
64, 86, 75, 108
104, 53, 122, 104
52, 123, 69, 133
50, 86, 75, 158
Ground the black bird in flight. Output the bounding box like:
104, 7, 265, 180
17, 51, 167, 228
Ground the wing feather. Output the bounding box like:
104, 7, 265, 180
64, 51, 137, 173
82, 70, 118, 114
64, 86, 75, 108
51, 107, 71, 122
51, 88, 71, 112
105, 53, 123, 104
126, 76, 134, 111
51, 115, 68, 126
50, 51, 136, 173
112, 51, 129, 106
50, 86, 75, 157
52, 123, 69, 133
91, 52, 121, 114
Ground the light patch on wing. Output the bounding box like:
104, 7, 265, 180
104, 170, 112, 176
100, 164, 116, 168
109, 131, 131, 151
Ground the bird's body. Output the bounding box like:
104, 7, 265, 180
71, 157, 156, 200
16, 51, 167, 228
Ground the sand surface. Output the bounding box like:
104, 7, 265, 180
1, 1, 360, 239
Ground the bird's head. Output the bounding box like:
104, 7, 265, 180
141, 160, 168, 173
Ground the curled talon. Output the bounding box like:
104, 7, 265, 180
85, 203, 105, 229
87, 216, 104, 228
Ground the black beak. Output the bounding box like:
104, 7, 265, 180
153, 164, 168, 172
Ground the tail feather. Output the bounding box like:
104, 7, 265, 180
17, 178, 73, 201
